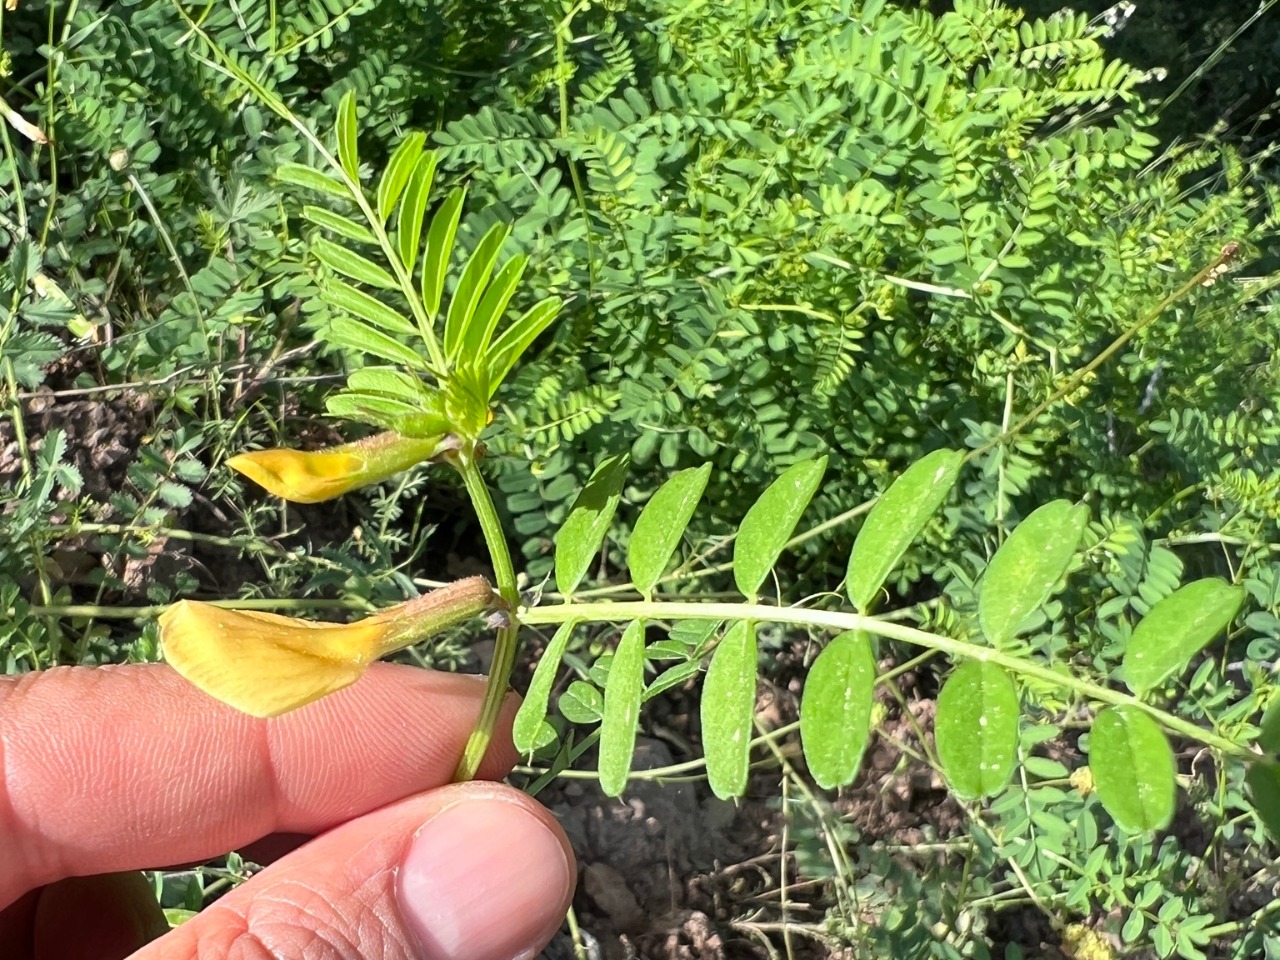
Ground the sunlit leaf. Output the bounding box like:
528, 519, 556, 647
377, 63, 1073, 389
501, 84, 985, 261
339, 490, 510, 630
627, 463, 712, 597
445, 222, 510, 361
464, 254, 528, 358
1090, 705, 1175, 833
643, 660, 702, 701
800, 630, 876, 789
599, 620, 646, 797
485, 298, 562, 393
346, 367, 429, 403
935, 661, 1019, 800
846, 449, 963, 613
302, 206, 377, 245
733, 458, 827, 599
397, 151, 439, 274
276, 162, 352, 201
377, 132, 427, 224
336, 92, 359, 182
313, 236, 397, 290
979, 500, 1088, 646
702, 621, 758, 799
513, 620, 578, 754
559, 680, 602, 724
325, 317, 426, 369
421, 187, 467, 318
1122, 578, 1244, 697
555, 454, 629, 596
321, 280, 416, 336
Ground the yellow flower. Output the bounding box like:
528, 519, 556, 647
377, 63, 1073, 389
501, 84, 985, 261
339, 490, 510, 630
160, 576, 498, 717
227, 431, 452, 503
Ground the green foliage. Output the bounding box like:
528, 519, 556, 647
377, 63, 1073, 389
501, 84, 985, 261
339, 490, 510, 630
4, 0, 1280, 955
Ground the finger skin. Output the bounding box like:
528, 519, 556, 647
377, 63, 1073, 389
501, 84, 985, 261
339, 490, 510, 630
137, 782, 575, 960
0, 663, 518, 909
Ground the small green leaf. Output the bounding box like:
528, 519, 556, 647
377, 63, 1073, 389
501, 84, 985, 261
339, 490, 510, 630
559, 680, 603, 724
1122, 578, 1245, 697
1090, 705, 1176, 833
324, 317, 426, 369
377, 132, 427, 224
800, 630, 877, 789
599, 620, 647, 797
628, 463, 712, 596
313, 236, 397, 290
397, 151, 439, 274
514, 620, 578, 754
302, 206, 377, 245
325, 392, 419, 422
346, 367, 428, 403
702, 621, 758, 799
321, 280, 416, 336
555, 454, 629, 596
978, 500, 1088, 646
733, 458, 827, 599
935, 661, 1019, 800
276, 162, 352, 201
421, 187, 467, 318
644, 661, 702, 701
465, 254, 528, 358
445, 222, 511, 361
1245, 761, 1280, 842
846, 449, 963, 613
336, 92, 359, 182
485, 298, 562, 393
1258, 699, 1280, 756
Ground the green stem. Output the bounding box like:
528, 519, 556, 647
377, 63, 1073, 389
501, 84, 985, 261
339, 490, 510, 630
518, 600, 1254, 760
453, 450, 521, 781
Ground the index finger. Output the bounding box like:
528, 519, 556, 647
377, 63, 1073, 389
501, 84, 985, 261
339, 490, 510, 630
0, 662, 518, 909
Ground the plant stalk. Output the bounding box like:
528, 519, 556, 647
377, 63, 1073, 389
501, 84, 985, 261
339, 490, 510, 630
453, 449, 521, 781
519, 599, 1255, 761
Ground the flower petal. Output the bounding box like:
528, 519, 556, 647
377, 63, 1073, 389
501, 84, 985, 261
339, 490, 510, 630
226, 449, 364, 504
159, 601, 386, 717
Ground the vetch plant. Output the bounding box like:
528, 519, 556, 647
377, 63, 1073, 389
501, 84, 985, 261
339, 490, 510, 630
148, 70, 1280, 850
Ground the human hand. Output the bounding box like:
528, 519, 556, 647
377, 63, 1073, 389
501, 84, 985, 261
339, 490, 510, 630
0, 662, 576, 960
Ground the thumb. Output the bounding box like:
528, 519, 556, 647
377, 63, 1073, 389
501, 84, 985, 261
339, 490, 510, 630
138, 782, 575, 960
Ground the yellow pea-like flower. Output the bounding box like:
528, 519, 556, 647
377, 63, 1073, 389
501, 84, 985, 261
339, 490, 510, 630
227, 431, 451, 504
160, 576, 499, 717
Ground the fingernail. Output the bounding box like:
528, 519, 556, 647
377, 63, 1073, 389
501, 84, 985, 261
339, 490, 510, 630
397, 798, 573, 960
